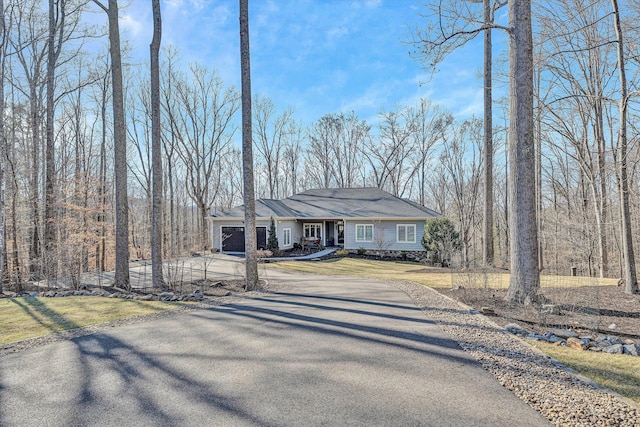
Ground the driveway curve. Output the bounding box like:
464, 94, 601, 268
0, 259, 549, 426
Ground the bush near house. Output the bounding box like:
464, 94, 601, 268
422, 217, 462, 265
267, 217, 279, 251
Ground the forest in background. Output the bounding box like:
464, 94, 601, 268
1, 0, 640, 291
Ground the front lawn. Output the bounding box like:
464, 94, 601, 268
0, 297, 186, 345
269, 257, 619, 289
531, 341, 640, 403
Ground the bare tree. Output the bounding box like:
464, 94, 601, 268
253, 95, 291, 199
406, 99, 452, 205
439, 118, 484, 267
92, 0, 130, 290
172, 64, 238, 249
408, 0, 505, 267
240, 0, 258, 290
480, 0, 495, 267
281, 119, 303, 196
150, 0, 165, 289
364, 107, 415, 197
0, 0, 6, 291
409, 0, 540, 300
306, 115, 337, 189
611, 0, 637, 294
536, 0, 613, 279
505, 0, 539, 302
9, 0, 47, 279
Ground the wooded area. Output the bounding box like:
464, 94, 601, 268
0, 0, 639, 296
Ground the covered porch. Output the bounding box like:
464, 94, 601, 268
298, 220, 344, 248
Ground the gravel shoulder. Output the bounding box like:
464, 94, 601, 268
391, 279, 640, 426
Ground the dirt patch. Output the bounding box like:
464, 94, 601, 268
440, 285, 640, 340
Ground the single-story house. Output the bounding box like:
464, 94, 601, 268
209, 187, 440, 253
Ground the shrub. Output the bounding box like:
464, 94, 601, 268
357, 247, 367, 255
422, 217, 462, 265
256, 249, 273, 258
267, 217, 279, 251
336, 249, 348, 257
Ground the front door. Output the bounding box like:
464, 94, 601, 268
325, 222, 335, 246
337, 222, 344, 245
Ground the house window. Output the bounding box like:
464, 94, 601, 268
356, 224, 373, 242
304, 223, 322, 239
397, 224, 416, 243
283, 228, 291, 246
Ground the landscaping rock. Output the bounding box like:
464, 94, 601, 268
525, 333, 547, 341
607, 335, 620, 345
505, 323, 529, 336
603, 343, 624, 354
551, 329, 578, 339
623, 344, 640, 357
567, 337, 587, 351
548, 335, 566, 344
188, 290, 204, 299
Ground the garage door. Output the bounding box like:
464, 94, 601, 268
221, 227, 267, 252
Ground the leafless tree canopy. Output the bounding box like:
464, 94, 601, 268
0, 0, 639, 296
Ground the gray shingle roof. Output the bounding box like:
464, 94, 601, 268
210, 188, 440, 220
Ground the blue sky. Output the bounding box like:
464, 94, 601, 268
118, 0, 506, 126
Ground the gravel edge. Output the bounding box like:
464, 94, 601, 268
389, 279, 640, 427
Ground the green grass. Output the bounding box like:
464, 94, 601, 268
0, 297, 186, 345
531, 341, 640, 403
269, 258, 619, 289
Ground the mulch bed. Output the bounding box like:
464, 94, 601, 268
440, 285, 640, 340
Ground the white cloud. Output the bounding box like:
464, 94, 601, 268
120, 14, 144, 36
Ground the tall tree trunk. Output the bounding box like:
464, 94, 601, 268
94, 0, 130, 289
0, 0, 5, 292
240, 0, 258, 290
505, 0, 540, 303
594, 98, 608, 278
150, 0, 165, 289
44, 0, 64, 278
482, 0, 494, 267
611, 0, 638, 294
98, 77, 108, 272
28, 82, 41, 280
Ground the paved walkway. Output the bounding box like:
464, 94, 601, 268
265, 247, 338, 261
0, 257, 549, 426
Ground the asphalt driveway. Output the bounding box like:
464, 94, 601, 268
0, 262, 549, 426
